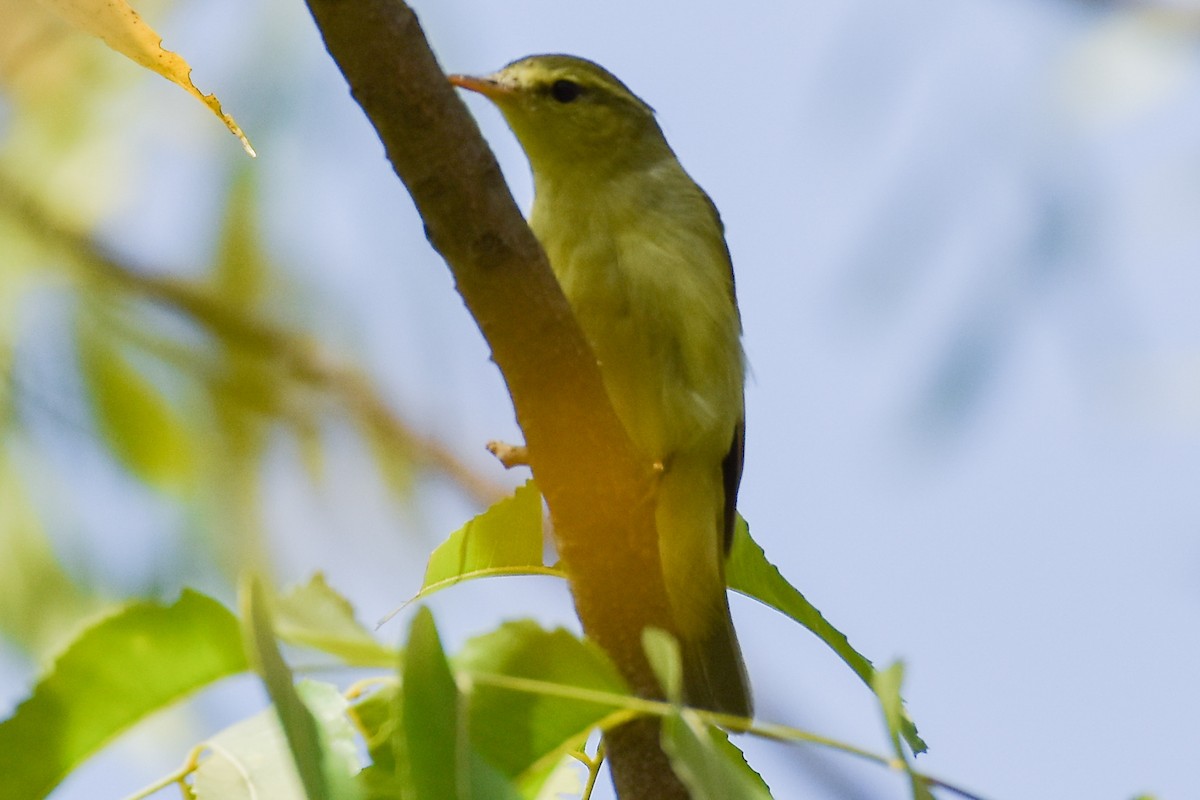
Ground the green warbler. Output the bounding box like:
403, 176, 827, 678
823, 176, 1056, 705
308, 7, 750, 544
451, 55, 750, 717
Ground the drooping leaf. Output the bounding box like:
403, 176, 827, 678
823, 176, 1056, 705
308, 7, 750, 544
0, 591, 247, 800
400, 607, 522, 800
208, 166, 276, 471
204, 166, 316, 472
726, 518, 926, 754
418, 480, 552, 596
213, 167, 269, 311
192, 681, 361, 800
274, 574, 396, 667
455, 620, 629, 779
726, 517, 872, 680
661, 710, 774, 800
242, 577, 361, 800
34, 0, 254, 154
77, 322, 197, 492
873, 662, 935, 800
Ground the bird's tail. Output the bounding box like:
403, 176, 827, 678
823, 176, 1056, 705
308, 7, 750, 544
655, 455, 753, 717
680, 596, 752, 717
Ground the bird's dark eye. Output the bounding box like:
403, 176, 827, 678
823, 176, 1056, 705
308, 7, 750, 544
550, 79, 581, 103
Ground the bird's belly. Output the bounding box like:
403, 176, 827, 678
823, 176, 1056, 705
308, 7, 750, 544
549, 235, 739, 463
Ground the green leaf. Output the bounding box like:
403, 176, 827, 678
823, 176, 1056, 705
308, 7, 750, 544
420, 480, 548, 594
399, 609, 459, 800
874, 662, 906, 753
641, 627, 684, 705
661, 710, 774, 799
455, 620, 629, 779
400, 608, 522, 800
872, 662, 934, 800
355, 763, 404, 800
348, 683, 403, 800
274, 574, 396, 667
192, 681, 361, 800
242, 577, 361, 800
0, 590, 247, 800
77, 321, 196, 491
726, 518, 926, 754
726, 518, 872, 681
297, 683, 362, 794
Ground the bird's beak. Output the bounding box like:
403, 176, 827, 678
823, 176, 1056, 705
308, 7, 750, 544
448, 73, 513, 100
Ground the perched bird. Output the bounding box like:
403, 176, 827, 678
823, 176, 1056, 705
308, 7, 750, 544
451, 55, 751, 717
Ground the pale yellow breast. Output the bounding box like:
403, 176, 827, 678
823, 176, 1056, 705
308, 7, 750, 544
530, 160, 743, 463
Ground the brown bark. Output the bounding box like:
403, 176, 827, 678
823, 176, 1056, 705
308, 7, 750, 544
302, 1, 689, 796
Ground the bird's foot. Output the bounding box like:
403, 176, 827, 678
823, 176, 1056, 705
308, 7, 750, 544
486, 440, 530, 469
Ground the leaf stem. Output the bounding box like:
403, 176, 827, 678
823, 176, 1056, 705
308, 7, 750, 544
464, 669, 990, 800
117, 744, 205, 800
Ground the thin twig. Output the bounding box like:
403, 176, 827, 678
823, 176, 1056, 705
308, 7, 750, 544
0, 171, 508, 509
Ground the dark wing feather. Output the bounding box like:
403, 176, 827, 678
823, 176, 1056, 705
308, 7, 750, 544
700, 188, 745, 555
721, 417, 745, 554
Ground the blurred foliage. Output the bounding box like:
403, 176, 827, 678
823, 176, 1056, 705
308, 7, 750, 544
0, 0, 506, 659
0, 519, 955, 799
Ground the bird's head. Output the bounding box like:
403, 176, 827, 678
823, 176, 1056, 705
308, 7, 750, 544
450, 54, 669, 178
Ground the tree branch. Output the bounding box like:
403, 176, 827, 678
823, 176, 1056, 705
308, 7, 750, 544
302, 1, 690, 796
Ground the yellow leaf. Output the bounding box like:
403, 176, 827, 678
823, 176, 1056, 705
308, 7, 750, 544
34, 0, 255, 156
